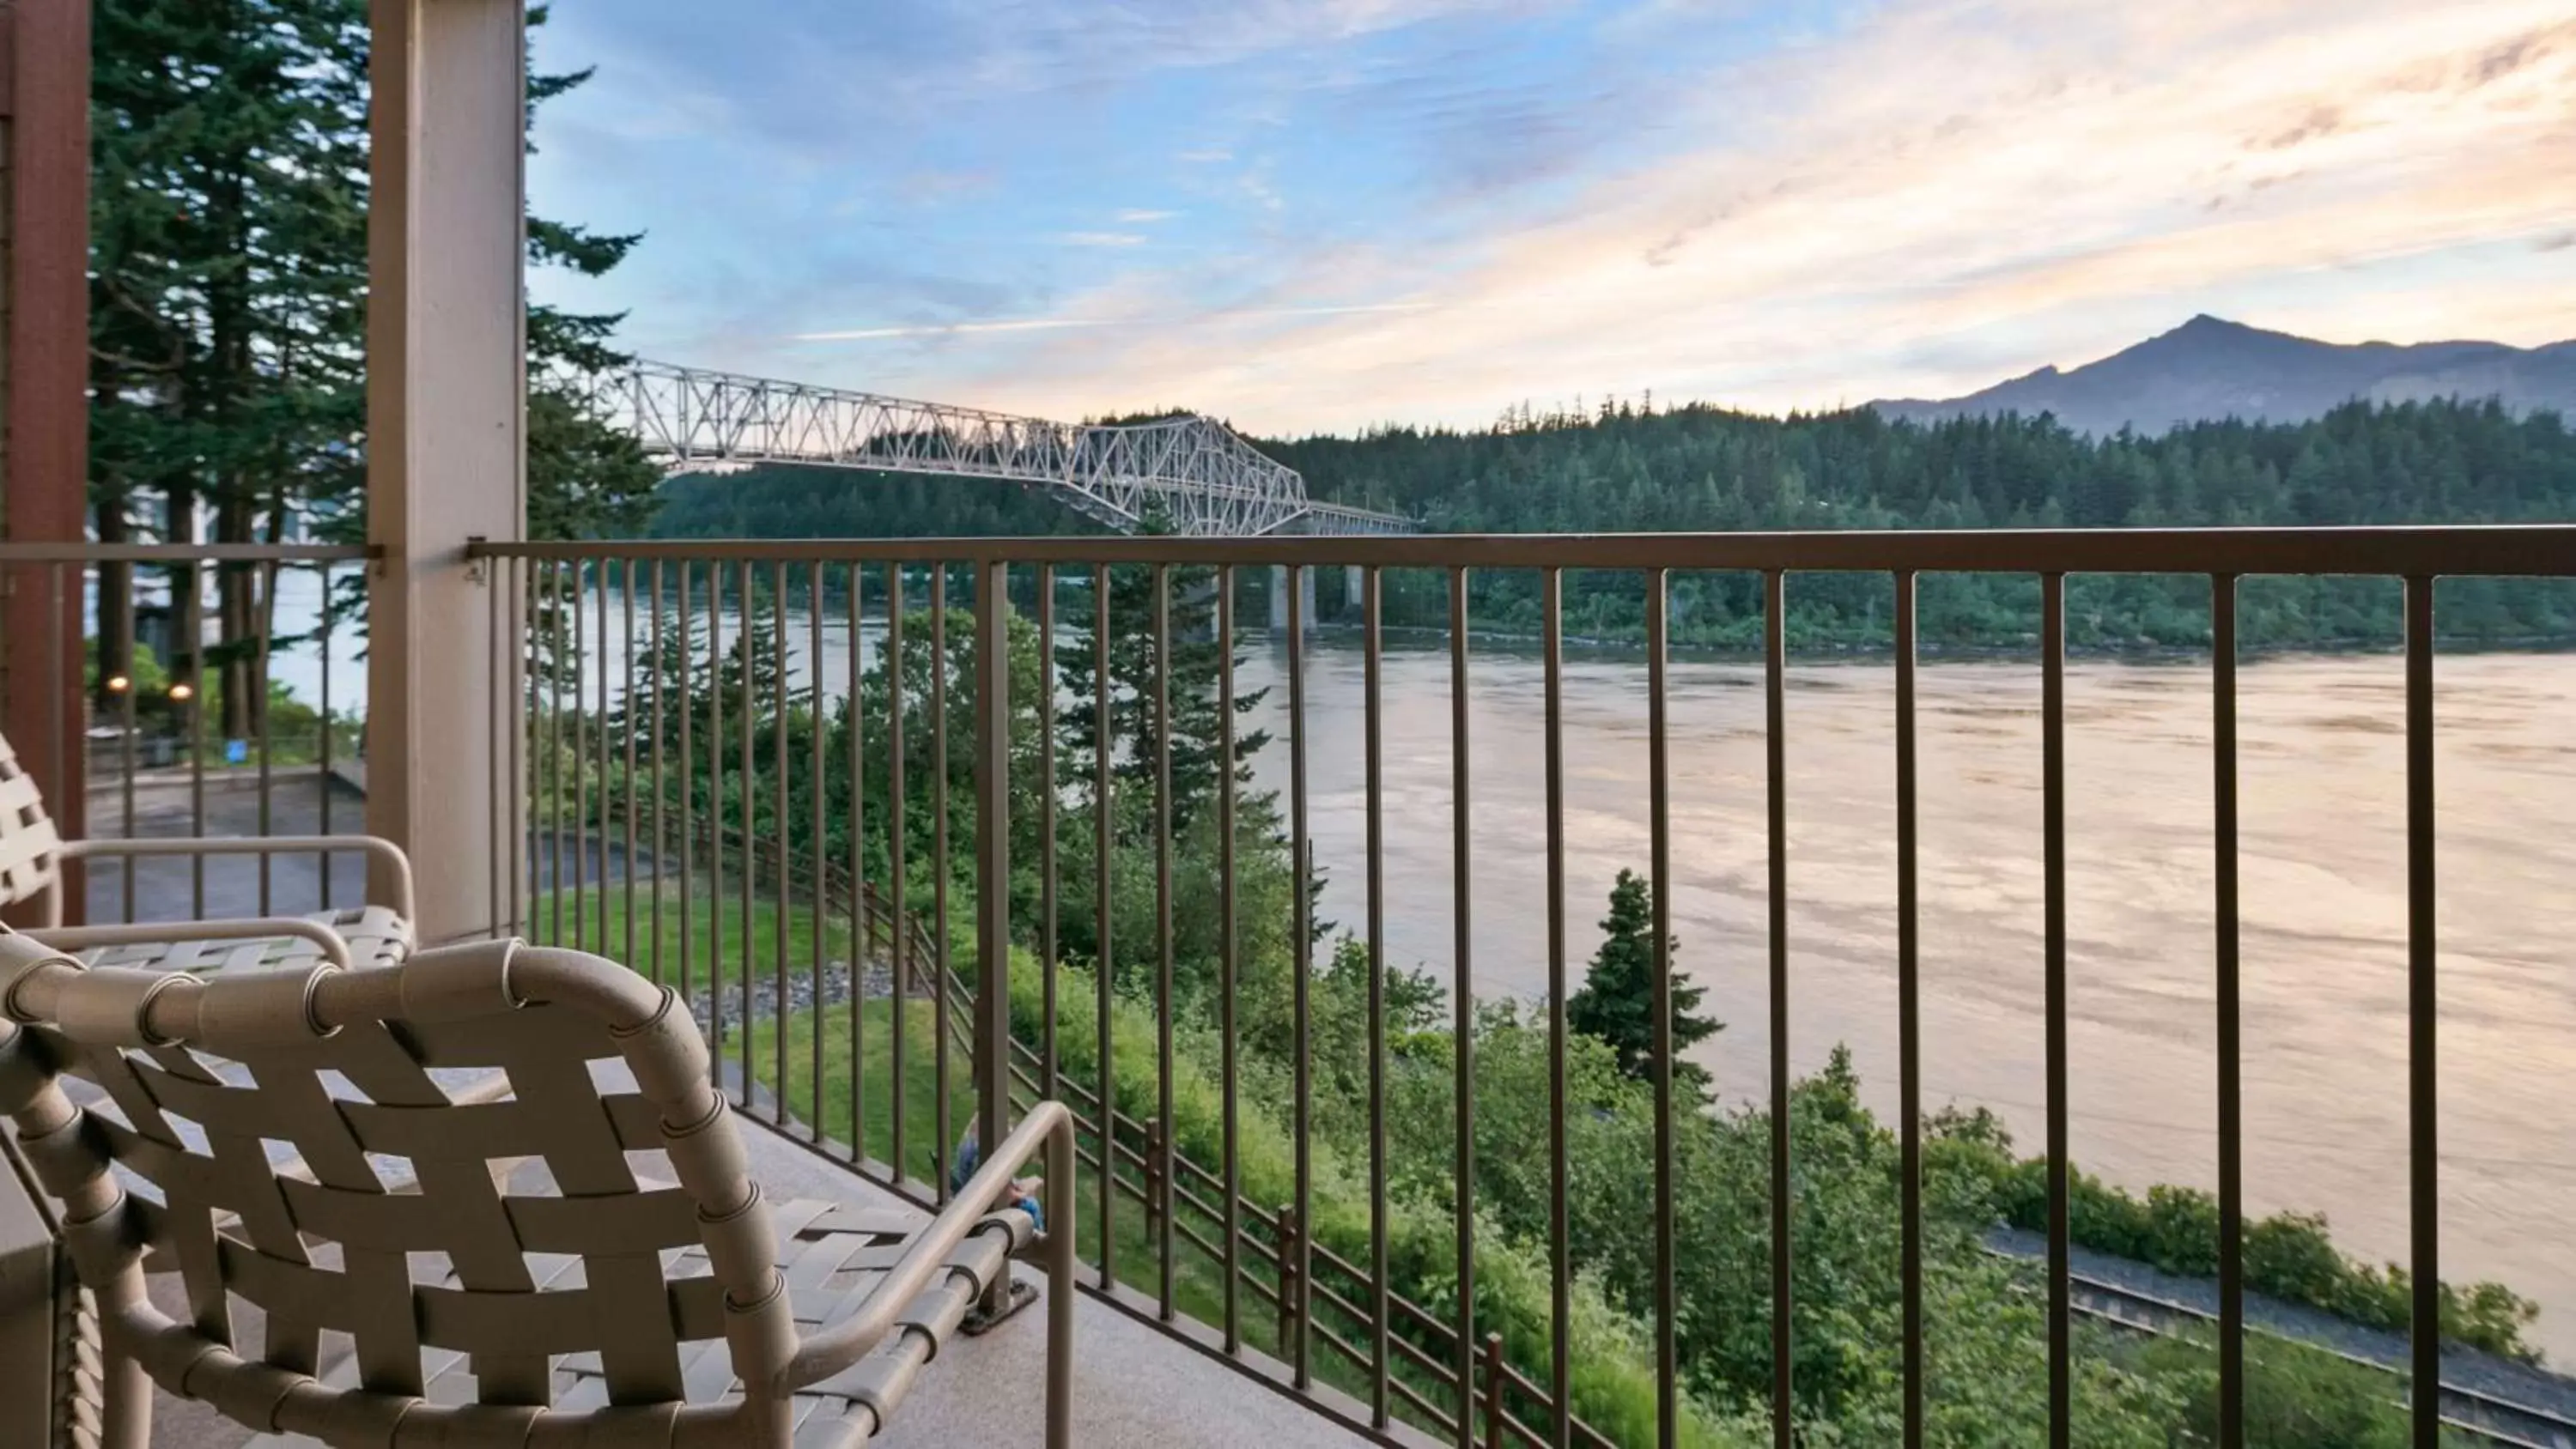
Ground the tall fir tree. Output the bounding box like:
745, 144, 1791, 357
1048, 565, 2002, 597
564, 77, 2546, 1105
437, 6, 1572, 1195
1053, 528, 1271, 839
1566, 869, 1721, 1100
88, 0, 660, 724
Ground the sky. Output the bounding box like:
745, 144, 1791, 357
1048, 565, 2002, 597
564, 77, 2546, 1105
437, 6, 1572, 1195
526, 0, 2576, 438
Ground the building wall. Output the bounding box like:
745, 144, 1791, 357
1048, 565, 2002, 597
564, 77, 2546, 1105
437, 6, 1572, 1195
0, 0, 91, 899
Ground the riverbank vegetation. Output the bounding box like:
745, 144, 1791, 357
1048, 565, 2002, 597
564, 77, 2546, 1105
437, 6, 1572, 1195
652, 397, 2576, 654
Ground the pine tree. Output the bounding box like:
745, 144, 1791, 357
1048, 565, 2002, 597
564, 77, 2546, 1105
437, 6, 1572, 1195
1567, 870, 1720, 1100
1054, 523, 1270, 838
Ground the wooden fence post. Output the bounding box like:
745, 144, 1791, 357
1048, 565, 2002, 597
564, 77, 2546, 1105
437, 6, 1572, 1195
1276, 1203, 1301, 1352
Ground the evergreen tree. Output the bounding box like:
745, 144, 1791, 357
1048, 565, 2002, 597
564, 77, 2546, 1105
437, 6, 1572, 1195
1054, 529, 1271, 838
1567, 870, 1720, 1099
88, 0, 660, 688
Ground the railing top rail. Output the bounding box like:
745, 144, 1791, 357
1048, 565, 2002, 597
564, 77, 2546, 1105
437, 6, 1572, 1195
471, 524, 2576, 577
0, 543, 376, 563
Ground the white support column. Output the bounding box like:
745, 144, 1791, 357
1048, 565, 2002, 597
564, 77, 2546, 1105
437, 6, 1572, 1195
367, 0, 526, 944
1268, 565, 1317, 639
1345, 565, 1364, 611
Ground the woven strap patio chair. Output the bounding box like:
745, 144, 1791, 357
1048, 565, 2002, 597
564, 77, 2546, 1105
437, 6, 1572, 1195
0, 730, 414, 975
0, 929, 1077, 1448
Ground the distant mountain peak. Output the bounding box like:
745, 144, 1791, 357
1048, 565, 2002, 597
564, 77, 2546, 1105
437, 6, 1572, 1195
1871, 318, 2573, 436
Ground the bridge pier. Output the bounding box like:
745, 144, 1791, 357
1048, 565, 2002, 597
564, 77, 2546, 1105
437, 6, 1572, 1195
1345, 566, 1364, 612
1268, 565, 1318, 640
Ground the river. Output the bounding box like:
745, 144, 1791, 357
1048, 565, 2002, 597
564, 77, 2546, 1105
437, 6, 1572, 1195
1231, 636, 2576, 1361
258, 588, 2576, 1360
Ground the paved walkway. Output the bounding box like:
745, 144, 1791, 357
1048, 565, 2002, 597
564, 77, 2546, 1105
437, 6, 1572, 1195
1988, 1225, 2576, 1421
82, 767, 371, 923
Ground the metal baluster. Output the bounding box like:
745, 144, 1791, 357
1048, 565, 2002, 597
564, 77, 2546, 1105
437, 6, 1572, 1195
890, 563, 910, 1191
1766, 569, 1792, 1448
1288, 562, 1313, 1391
572, 556, 588, 946
320, 562, 335, 911
1450, 566, 1476, 1446
710, 561, 729, 1095
256, 560, 276, 915
512, 559, 528, 938
744, 560, 761, 1112
1896, 570, 1924, 1449
933, 562, 952, 1203
1041, 563, 1060, 1108
1364, 564, 1389, 1428
1647, 569, 1677, 1449
974, 560, 1015, 1272
1544, 567, 1571, 1449
680, 561, 698, 1047
186, 560, 206, 918
118, 573, 137, 920
1155, 563, 1176, 1319
811, 561, 828, 1136
775, 561, 792, 1125
1096, 563, 1117, 1291
626, 561, 640, 964
599, 558, 614, 952
848, 561, 867, 1164
556, 561, 572, 947
2043, 572, 2070, 1449
1221, 564, 1242, 1354
2406, 575, 2439, 1449
652, 559, 667, 984
2213, 573, 2244, 1449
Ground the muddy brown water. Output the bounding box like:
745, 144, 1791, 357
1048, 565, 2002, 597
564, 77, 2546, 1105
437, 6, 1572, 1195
1236, 642, 2576, 1361
277, 587, 2576, 1358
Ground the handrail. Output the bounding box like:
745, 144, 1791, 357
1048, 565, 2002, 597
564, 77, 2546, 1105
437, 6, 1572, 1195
0, 543, 374, 562
496, 522, 2576, 1449
470, 524, 2576, 575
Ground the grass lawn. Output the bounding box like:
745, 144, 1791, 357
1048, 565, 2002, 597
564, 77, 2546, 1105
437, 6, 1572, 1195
526, 885, 864, 996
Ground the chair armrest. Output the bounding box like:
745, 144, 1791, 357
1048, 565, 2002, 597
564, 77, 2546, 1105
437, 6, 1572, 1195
47, 835, 416, 926
778, 1100, 1077, 1391
24, 917, 355, 971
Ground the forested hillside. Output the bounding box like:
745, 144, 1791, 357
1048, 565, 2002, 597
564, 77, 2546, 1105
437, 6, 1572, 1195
654, 397, 2576, 650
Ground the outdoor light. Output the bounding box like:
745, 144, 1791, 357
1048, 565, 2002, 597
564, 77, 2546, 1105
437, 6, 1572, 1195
105, 675, 131, 694
168, 682, 196, 702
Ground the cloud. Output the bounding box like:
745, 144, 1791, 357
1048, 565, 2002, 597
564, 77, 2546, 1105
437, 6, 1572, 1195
793, 318, 1122, 342
906, 0, 2576, 431
790, 300, 1444, 344
542, 0, 2576, 434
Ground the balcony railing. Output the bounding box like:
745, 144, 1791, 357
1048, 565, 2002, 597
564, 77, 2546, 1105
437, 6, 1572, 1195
464, 530, 2576, 1449
0, 542, 375, 926
15, 527, 2576, 1449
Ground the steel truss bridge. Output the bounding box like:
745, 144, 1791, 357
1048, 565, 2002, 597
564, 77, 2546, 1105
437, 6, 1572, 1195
587, 360, 1414, 537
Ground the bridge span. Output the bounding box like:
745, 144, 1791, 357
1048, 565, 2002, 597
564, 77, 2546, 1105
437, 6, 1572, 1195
588, 360, 1414, 538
